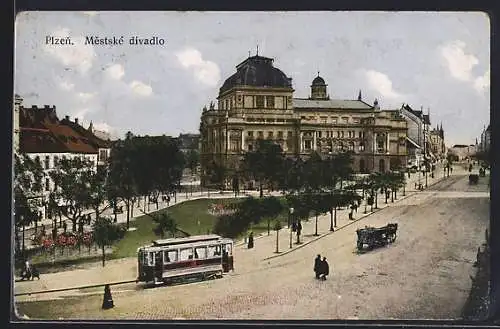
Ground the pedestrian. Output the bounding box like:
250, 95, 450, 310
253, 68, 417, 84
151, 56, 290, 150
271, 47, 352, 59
319, 257, 329, 281
247, 232, 254, 249
314, 254, 322, 279
102, 284, 114, 309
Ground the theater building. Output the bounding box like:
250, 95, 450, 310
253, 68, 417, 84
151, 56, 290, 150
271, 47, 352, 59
199, 54, 408, 187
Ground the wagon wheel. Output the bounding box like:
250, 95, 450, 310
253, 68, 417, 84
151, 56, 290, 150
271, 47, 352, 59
391, 233, 397, 242
357, 241, 363, 251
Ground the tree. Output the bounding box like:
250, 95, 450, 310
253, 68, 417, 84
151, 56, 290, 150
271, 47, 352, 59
310, 193, 331, 236
242, 139, 285, 197
92, 217, 121, 267
260, 196, 284, 235
14, 154, 45, 255
106, 135, 138, 229
50, 157, 94, 232
185, 149, 200, 176
152, 213, 177, 238
86, 165, 110, 224
207, 160, 227, 191
273, 219, 282, 253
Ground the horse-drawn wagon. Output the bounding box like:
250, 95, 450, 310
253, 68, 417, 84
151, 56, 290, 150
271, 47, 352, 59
356, 223, 398, 251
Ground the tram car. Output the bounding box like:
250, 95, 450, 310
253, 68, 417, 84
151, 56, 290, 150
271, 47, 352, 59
137, 234, 234, 285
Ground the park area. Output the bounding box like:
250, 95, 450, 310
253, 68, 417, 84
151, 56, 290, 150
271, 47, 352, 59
19, 195, 293, 273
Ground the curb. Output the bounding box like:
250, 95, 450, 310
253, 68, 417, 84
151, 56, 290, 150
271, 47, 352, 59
261, 175, 448, 261
14, 279, 137, 297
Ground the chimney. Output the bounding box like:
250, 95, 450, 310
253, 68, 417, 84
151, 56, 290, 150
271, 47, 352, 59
75, 118, 79, 125
65, 115, 69, 121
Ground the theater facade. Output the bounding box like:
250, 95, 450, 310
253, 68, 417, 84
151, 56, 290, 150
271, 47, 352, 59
199, 54, 408, 187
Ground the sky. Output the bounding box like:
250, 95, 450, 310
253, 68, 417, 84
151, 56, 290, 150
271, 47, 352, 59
14, 11, 490, 147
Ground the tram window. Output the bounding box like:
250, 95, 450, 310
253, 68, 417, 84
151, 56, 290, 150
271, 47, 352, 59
179, 248, 194, 261
225, 244, 233, 255
195, 247, 207, 259
148, 252, 155, 266
142, 252, 148, 265
165, 250, 178, 263
207, 245, 219, 257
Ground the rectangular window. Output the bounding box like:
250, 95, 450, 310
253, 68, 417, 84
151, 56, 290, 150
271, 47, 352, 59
244, 96, 253, 108
45, 156, 50, 169
331, 117, 338, 124
337, 131, 340, 138
320, 116, 328, 123
194, 247, 207, 259
268, 131, 273, 138
341, 131, 344, 138
266, 96, 274, 108
304, 140, 312, 150
207, 245, 222, 258
318, 131, 322, 138
359, 131, 362, 138
225, 243, 233, 255
256, 95, 265, 108
99, 150, 107, 162
54, 156, 59, 166
287, 131, 293, 138
278, 131, 283, 138
258, 131, 264, 138
179, 248, 194, 261
248, 131, 254, 137
248, 144, 254, 151
342, 117, 349, 124
165, 250, 178, 263
148, 252, 155, 266
45, 178, 50, 191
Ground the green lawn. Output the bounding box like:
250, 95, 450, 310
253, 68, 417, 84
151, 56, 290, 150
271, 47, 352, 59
110, 198, 245, 259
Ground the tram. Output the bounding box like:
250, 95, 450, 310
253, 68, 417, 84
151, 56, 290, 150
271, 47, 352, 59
137, 234, 234, 285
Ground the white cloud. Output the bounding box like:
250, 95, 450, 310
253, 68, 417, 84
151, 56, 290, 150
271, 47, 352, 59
105, 63, 125, 80
43, 27, 96, 74
440, 40, 479, 81
73, 108, 91, 121
129, 80, 153, 96
59, 81, 74, 91
77, 92, 96, 101
176, 48, 221, 87
365, 70, 401, 99
93, 122, 112, 132
474, 69, 490, 94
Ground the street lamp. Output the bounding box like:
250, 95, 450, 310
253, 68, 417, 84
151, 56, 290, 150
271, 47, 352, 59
289, 207, 294, 249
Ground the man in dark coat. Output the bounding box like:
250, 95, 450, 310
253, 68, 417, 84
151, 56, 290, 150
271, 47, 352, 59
319, 257, 329, 281
247, 232, 254, 249
314, 254, 322, 279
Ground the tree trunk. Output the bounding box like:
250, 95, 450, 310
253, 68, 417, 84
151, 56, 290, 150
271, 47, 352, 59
315, 215, 318, 236
267, 219, 270, 235
375, 193, 378, 209
259, 184, 263, 198
72, 218, 77, 232
334, 207, 337, 227
131, 200, 135, 218
143, 196, 146, 213
275, 231, 279, 253
392, 190, 395, 202
102, 245, 106, 267
22, 225, 25, 254
330, 210, 334, 231
126, 202, 131, 229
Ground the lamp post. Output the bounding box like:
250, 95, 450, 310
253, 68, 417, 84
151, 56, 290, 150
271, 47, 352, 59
289, 207, 294, 249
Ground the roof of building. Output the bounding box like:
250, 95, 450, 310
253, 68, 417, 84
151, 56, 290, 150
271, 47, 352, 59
312, 75, 326, 86
20, 128, 68, 153
60, 118, 112, 149
219, 55, 293, 94
43, 122, 97, 154
292, 98, 373, 110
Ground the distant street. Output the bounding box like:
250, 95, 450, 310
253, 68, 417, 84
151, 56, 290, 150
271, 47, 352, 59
16, 168, 489, 320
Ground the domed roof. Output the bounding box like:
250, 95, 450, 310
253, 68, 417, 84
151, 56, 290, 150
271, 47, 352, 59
219, 55, 293, 94
312, 75, 326, 86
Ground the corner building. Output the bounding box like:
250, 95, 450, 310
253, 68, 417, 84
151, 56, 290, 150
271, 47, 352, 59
200, 55, 408, 187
